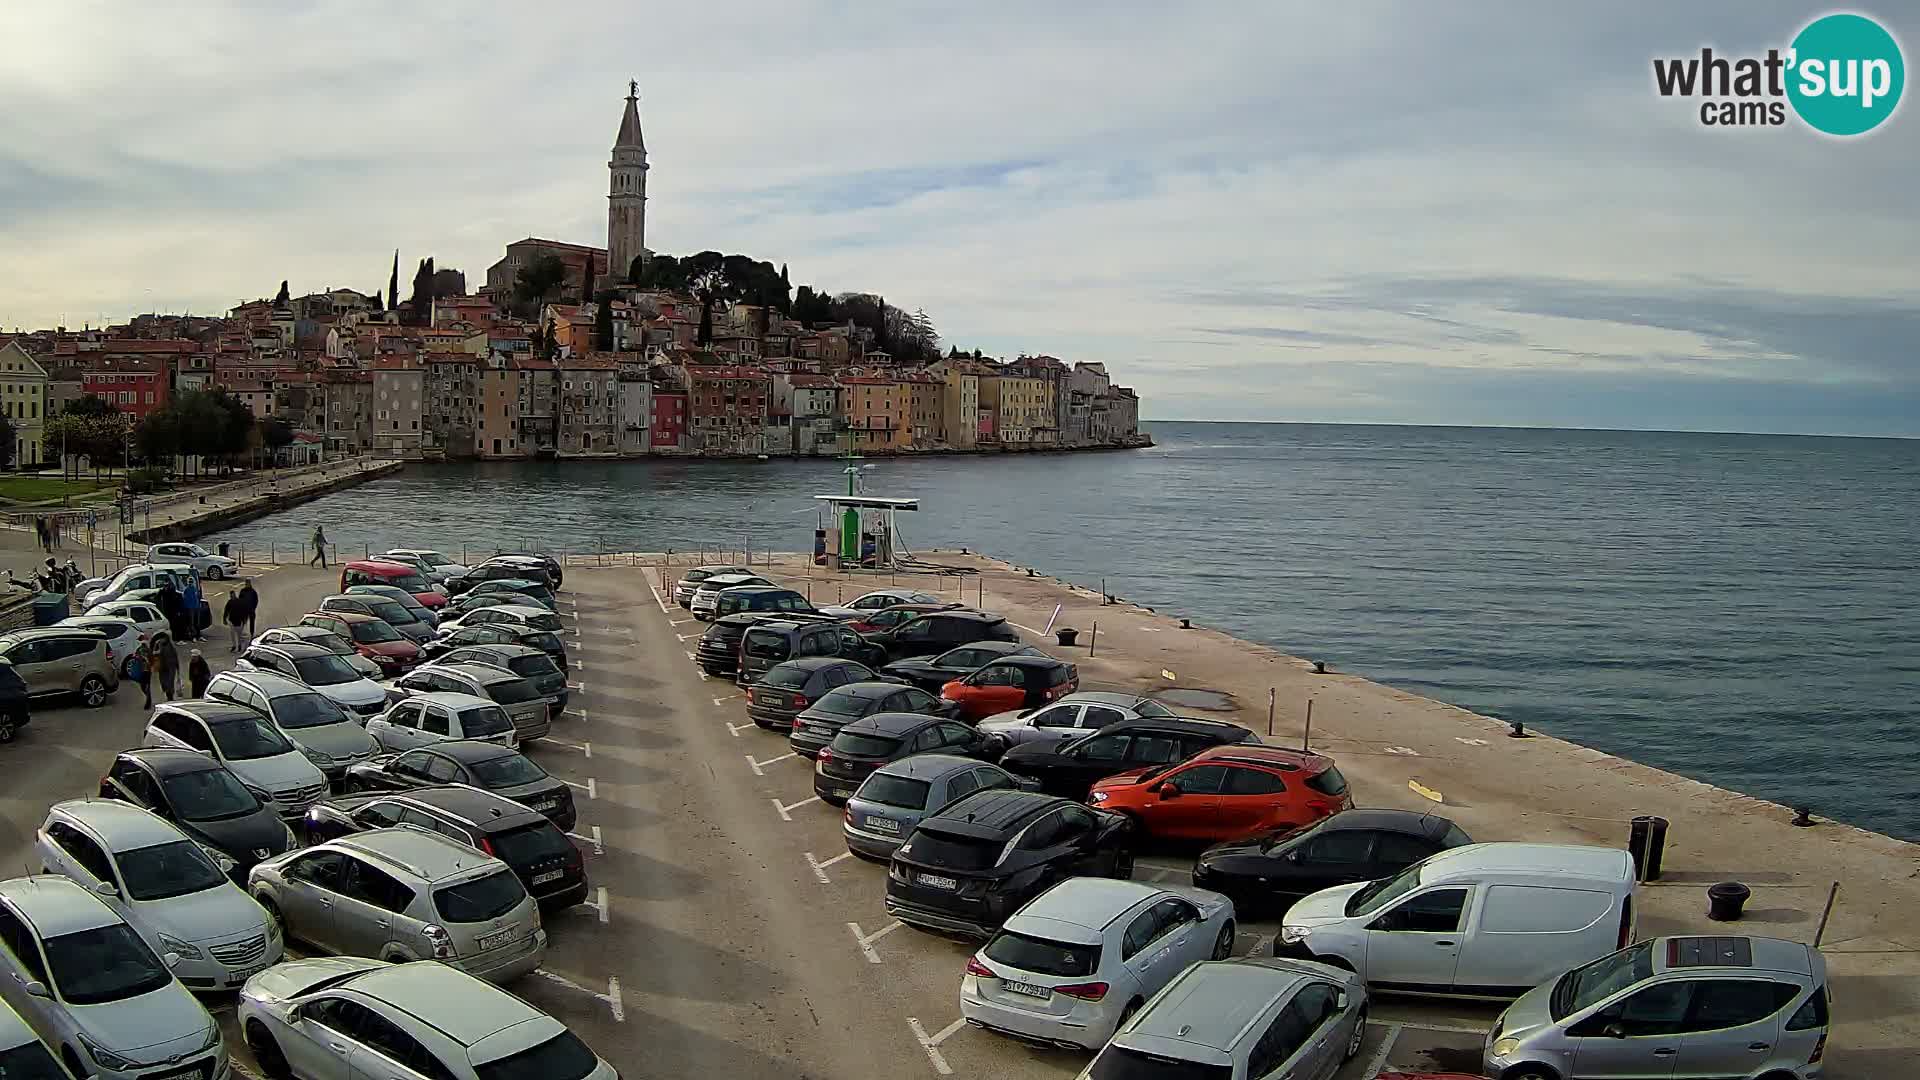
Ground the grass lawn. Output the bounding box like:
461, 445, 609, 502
0, 474, 115, 504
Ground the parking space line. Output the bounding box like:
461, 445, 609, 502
543, 737, 592, 757
532, 969, 626, 1023
1009, 622, 1047, 637
907, 1016, 965, 1076
563, 777, 598, 798
1387, 1019, 1491, 1036
669, 618, 691, 626
563, 708, 590, 720
847, 919, 902, 964
726, 721, 755, 738
747, 752, 797, 776
645, 581, 669, 615
806, 850, 854, 884
771, 794, 821, 820
1242, 932, 1273, 956
1134, 857, 1189, 875
711, 693, 739, 705
567, 682, 585, 692
566, 825, 605, 855
1359, 1022, 1401, 1079
567, 885, 609, 924
231, 1060, 268, 1080
678, 633, 702, 642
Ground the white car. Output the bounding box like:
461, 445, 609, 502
239, 956, 617, 1080
688, 574, 774, 619
367, 691, 517, 752
0, 875, 225, 1080
961, 878, 1237, 1050
145, 542, 238, 580
141, 700, 330, 821
77, 564, 196, 610
54, 615, 144, 676
234, 643, 390, 718
671, 564, 752, 606
817, 588, 946, 619
0, 997, 67, 1080
81, 600, 171, 647
35, 799, 282, 992
434, 603, 564, 635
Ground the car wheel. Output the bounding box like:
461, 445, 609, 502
1110, 847, 1134, 880
205, 565, 225, 580
0, 717, 13, 743
246, 1021, 293, 1080
1212, 920, 1235, 959
79, 675, 109, 708
1502, 1067, 1560, 1080
256, 895, 285, 935
1344, 1007, 1366, 1061
1117, 997, 1144, 1029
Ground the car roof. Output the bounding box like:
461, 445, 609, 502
161, 699, 270, 724
410, 691, 499, 712
870, 754, 984, 781
479, 604, 551, 618
1313, 808, 1458, 838
344, 560, 412, 572
376, 786, 544, 827
1127, 960, 1315, 1053
843, 711, 944, 737
0, 875, 123, 936
0, 626, 104, 642
924, 789, 1059, 836
1011, 879, 1162, 935
921, 610, 1004, 624
944, 640, 1032, 657
1096, 716, 1250, 739
1062, 690, 1155, 708
347, 961, 545, 1046
829, 681, 908, 701
1189, 744, 1332, 772
721, 585, 785, 595
314, 610, 379, 623
425, 739, 520, 763
335, 827, 500, 882
1419, 842, 1632, 881
118, 747, 232, 777
766, 656, 849, 672
432, 662, 517, 683
447, 644, 543, 661
218, 667, 320, 695
52, 798, 186, 851
1657, 936, 1814, 976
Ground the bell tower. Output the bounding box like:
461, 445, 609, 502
605, 80, 648, 289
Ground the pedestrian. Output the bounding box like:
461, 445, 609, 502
311, 524, 329, 568
181, 574, 204, 641
130, 641, 153, 708
188, 649, 212, 697
237, 578, 260, 637
33, 517, 48, 553
224, 591, 246, 651
157, 581, 186, 642
153, 637, 180, 702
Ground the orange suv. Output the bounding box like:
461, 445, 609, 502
1087, 744, 1351, 842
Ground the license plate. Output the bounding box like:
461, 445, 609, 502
833, 787, 854, 799
148, 1064, 206, 1080
864, 816, 901, 834
478, 929, 517, 950
532, 799, 558, 810
532, 870, 564, 885
916, 873, 959, 890
1002, 979, 1051, 999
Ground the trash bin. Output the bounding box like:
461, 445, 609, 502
218, 541, 231, 558
1056, 628, 1080, 647
1628, 815, 1670, 882
31, 592, 70, 626
1707, 881, 1751, 921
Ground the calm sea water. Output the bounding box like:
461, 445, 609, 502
220, 423, 1920, 840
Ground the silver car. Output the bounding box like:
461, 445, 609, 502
388, 662, 551, 742
978, 691, 1184, 749
253, 625, 383, 679
1486, 935, 1832, 1080
205, 669, 381, 781
673, 564, 751, 607
843, 754, 1033, 860
1076, 956, 1367, 1080
367, 691, 517, 752
233, 643, 390, 719
249, 827, 546, 983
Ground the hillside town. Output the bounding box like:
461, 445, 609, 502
0, 85, 1144, 468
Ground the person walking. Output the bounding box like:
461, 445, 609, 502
224, 591, 246, 651
181, 575, 204, 642
33, 517, 49, 554
311, 524, 329, 568
187, 650, 212, 697
153, 637, 180, 702
157, 581, 186, 643
130, 641, 153, 709
237, 579, 260, 637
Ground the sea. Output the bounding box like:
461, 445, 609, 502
217, 422, 1920, 841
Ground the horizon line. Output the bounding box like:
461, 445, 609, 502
1138, 418, 1919, 442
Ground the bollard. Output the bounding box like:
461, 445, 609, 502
1707, 881, 1751, 921
1627, 816, 1670, 882
1055, 628, 1079, 647
1088, 621, 1098, 656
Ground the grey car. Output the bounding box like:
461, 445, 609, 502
388, 662, 552, 742
842, 754, 1032, 860
1485, 935, 1831, 1080
316, 593, 437, 644
788, 680, 951, 759
205, 669, 380, 781
438, 644, 569, 714
978, 690, 1184, 749
346, 583, 440, 629
746, 657, 878, 731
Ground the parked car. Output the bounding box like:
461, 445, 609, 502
941, 654, 1081, 722
386, 662, 551, 743
689, 573, 774, 619
438, 644, 569, 715
338, 560, 448, 610
710, 586, 820, 622
746, 658, 879, 731
1276, 843, 1639, 998
1193, 809, 1475, 916
0, 664, 29, 743
885, 788, 1134, 937
0, 998, 65, 1080
880, 640, 1047, 694
51, 614, 141, 679
345, 583, 439, 629
814, 712, 1004, 804
233, 642, 390, 718
35, 799, 281, 991
695, 611, 840, 677
1484, 935, 1831, 1080
816, 588, 947, 620
439, 591, 530, 618
248, 827, 545, 983
141, 700, 330, 820
1075, 957, 1368, 1080
0, 875, 225, 1080
300, 785, 588, 910
342, 742, 575, 830
1000, 716, 1263, 800
863, 609, 1024, 663
367, 691, 517, 752
435, 603, 563, 636
841, 601, 969, 634
419, 624, 565, 671
1089, 745, 1353, 843
737, 619, 885, 685
76, 563, 196, 609
374, 549, 466, 585
961, 878, 1237, 1050
0, 628, 117, 708
80, 600, 170, 649
673, 564, 751, 607
144, 542, 238, 580
978, 691, 1185, 750
843, 755, 1034, 860
300, 611, 422, 673
474, 552, 562, 589
443, 561, 554, 596
463, 579, 558, 611
97, 749, 296, 879
316, 593, 436, 645
204, 669, 381, 781
237, 956, 617, 1080
789, 680, 953, 759
252, 625, 382, 678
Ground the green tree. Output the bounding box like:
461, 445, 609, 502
274, 280, 290, 305
515, 255, 568, 306
261, 417, 295, 453
388, 249, 400, 311
64, 394, 118, 418
692, 269, 728, 347
0, 414, 14, 468
134, 408, 182, 465
594, 302, 614, 351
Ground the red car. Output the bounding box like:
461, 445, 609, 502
1088, 744, 1351, 841
299, 610, 422, 674
939, 654, 1078, 723
341, 560, 449, 610
841, 602, 964, 634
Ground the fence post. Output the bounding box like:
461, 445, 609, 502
1267, 688, 1276, 736
1088, 621, 1097, 657
1301, 697, 1313, 750
1813, 882, 1840, 946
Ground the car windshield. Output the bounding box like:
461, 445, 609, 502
469, 753, 548, 787
1346, 860, 1425, 916
1133, 700, 1178, 718
490, 821, 573, 865
858, 774, 931, 810
1089, 1047, 1230, 1080
302, 633, 357, 656
1307, 765, 1349, 796
901, 826, 1002, 871
1552, 941, 1654, 1020
983, 930, 1098, 977
0, 1039, 67, 1080
520, 631, 564, 653
160, 767, 262, 821
43, 923, 173, 1006
292, 655, 362, 688
433, 870, 527, 923
364, 599, 417, 625
385, 572, 432, 593
812, 691, 870, 717
461, 707, 515, 737
275, 690, 351, 728
831, 732, 902, 757
116, 840, 227, 901
760, 665, 814, 690
210, 715, 296, 760
484, 678, 542, 706
1260, 820, 1319, 853
474, 1030, 599, 1080
506, 656, 558, 679
742, 631, 788, 659
349, 620, 402, 644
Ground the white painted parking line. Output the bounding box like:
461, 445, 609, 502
711, 693, 739, 705
747, 752, 797, 776
1381, 1018, 1491, 1036
726, 721, 755, 738
669, 618, 692, 626
543, 737, 592, 757
563, 777, 598, 799
533, 969, 626, 1023
1009, 622, 1047, 638
231, 1060, 268, 1080
567, 682, 584, 692
685, 650, 696, 661
563, 708, 590, 720
1359, 1022, 1401, 1079
566, 886, 609, 924
566, 825, 605, 855
645, 580, 669, 615
1134, 858, 1189, 876
678, 633, 702, 642
847, 919, 902, 964
806, 850, 854, 884
771, 794, 821, 820
1385, 746, 1420, 756
907, 1016, 965, 1076
1242, 932, 1273, 957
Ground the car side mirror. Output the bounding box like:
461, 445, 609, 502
1284, 848, 1303, 863
93, 880, 119, 898
23, 979, 50, 999
1333, 989, 1348, 1010
286, 1004, 304, 1024
163, 952, 182, 969
1603, 1023, 1627, 1039
1156, 782, 1182, 799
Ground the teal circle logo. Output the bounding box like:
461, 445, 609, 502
1787, 13, 1905, 136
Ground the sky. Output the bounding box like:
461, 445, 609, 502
1, 2, 1915, 436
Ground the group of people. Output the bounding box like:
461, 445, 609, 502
31, 516, 64, 554
123, 576, 258, 707
123, 635, 212, 708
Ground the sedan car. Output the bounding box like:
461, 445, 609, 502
863, 609, 1025, 664
1089, 745, 1353, 844
233, 642, 390, 718
464, 578, 559, 611
345, 583, 439, 629
98, 749, 297, 879
1193, 809, 1474, 916
885, 789, 1133, 938
961, 879, 1236, 1050
816, 588, 947, 620
844, 755, 1035, 861
941, 654, 1080, 722
789, 680, 953, 759
145, 541, 238, 580
880, 641, 1047, 694
673, 564, 752, 606
342, 741, 575, 830
745, 657, 878, 731
1000, 717, 1262, 800
978, 691, 1185, 750
299, 611, 421, 674
316, 593, 436, 645
813, 713, 1004, 804
438, 644, 569, 715
251, 625, 383, 679
382, 548, 471, 582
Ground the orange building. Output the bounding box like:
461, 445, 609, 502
839, 376, 909, 451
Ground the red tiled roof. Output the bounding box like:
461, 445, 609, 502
372, 355, 419, 371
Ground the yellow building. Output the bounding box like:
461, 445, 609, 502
0, 341, 50, 468
979, 373, 1050, 445
840, 376, 910, 451
935, 368, 979, 449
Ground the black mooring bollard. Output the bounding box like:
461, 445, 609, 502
1707, 881, 1751, 921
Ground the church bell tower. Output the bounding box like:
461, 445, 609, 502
605, 80, 648, 289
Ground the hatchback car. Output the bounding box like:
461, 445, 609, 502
886, 789, 1134, 937
0, 628, 117, 708
238, 956, 616, 1080
674, 564, 752, 606
863, 609, 1024, 663
232, 643, 389, 718
695, 611, 839, 677
204, 669, 381, 781
710, 586, 820, 622
689, 573, 774, 619
1193, 809, 1474, 916
249, 828, 545, 983
978, 691, 1185, 749
98, 749, 296, 879
35, 799, 282, 991
367, 691, 517, 752
746, 657, 878, 730
144, 542, 238, 580
880, 640, 1048, 694
1001, 717, 1263, 800
316, 593, 436, 645
1077, 957, 1368, 1080
338, 561, 448, 610
342, 742, 575, 831
462, 579, 559, 611
345, 584, 439, 629
444, 561, 554, 596
435, 603, 564, 636
1485, 936, 1832, 1080
941, 654, 1081, 722
300, 611, 421, 674
142, 700, 330, 820
814, 713, 1004, 804
252, 625, 383, 679
0, 874, 225, 1080
961, 879, 1237, 1050
844, 755, 1033, 861
387, 662, 551, 742
817, 588, 947, 620
1090, 745, 1353, 843
301, 786, 588, 910
437, 644, 568, 714
736, 619, 884, 685
376, 549, 468, 584
0, 999, 65, 1080
419, 624, 565, 670
52, 615, 143, 679
789, 680, 952, 759
80, 600, 170, 649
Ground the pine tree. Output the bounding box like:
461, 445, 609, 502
777, 263, 792, 316
387, 250, 399, 310
274, 280, 289, 305
594, 301, 614, 351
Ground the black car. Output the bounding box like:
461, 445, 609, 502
342, 740, 576, 830
0, 663, 30, 740
97, 748, 295, 880
440, 644, 569, 714
813, 712, 1005, 804
879, 641, 1049, 694
710, 586, 819, 622
479, 552, 563, 589
1192, 809, 1473, 915
999, 717, 1262, 799
738, 619, 885, 685
862, 610, 1024, 664
789, 680, 952, 759
696, 611, 840, 677
745, 657, 878, 731
445, 561, 554, 596
302, 784, 589, 909
885, 789, 1133, 937
424, 624, 569, 671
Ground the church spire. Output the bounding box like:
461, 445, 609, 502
615, 79, 645, 152
605, 80, 650, 287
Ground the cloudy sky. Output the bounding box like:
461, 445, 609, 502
2, 2, 1914, 435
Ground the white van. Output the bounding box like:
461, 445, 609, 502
1274, 842, 1635, 998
